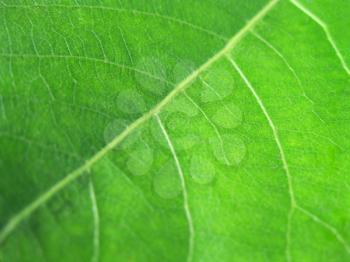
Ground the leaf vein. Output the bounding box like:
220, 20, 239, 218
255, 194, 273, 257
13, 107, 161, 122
0, 53, 172, 85
226, 56, 296, 261
156, 115, 194, 262
289, 0, 350, 75
89, 179, 100, 262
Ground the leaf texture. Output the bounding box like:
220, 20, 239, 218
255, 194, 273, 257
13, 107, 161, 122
1, 0, 350, 261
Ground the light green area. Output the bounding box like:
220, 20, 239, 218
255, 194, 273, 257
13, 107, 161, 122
0, 0, 350, 261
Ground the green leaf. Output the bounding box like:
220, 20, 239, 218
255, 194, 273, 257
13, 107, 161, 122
1, 0, 350, 261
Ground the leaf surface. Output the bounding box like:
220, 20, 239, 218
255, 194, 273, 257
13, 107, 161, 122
1, 0, 350, 261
